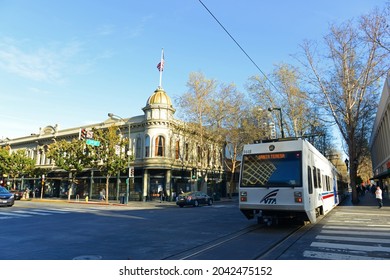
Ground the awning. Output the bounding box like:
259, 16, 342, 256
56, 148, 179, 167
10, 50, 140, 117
370, 169, 390, 180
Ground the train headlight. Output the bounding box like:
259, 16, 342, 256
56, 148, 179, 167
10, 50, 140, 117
294, 191, 303, 203
240, 191, 247, 202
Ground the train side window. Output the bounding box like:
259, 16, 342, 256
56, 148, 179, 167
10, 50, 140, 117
317, 169, 321, 189
313, 167, 318, 188
326, 176, 330, 191
322, 175, 326, 191
308, 166, 313, 194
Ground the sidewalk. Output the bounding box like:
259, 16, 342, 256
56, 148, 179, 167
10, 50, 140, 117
22, 196, 237, 208
340, 190, 389, 208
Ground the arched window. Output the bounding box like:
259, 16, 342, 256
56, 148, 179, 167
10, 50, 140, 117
136, 136, 142, 158
155, 136, 165, 157
145, 135, 150, 157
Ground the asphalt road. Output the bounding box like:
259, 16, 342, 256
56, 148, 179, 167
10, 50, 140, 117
1, 200, 253, 260
2, 194, 389, 260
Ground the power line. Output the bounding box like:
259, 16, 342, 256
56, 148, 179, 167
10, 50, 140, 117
198, 0, 281, 93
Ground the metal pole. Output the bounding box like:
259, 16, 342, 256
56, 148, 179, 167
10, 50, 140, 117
268, 107, 284, 139
108, 113, 131, 204
278, 109, 285, 139
126, 122, 130, 204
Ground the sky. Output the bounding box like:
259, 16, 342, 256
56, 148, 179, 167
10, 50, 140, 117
0, 0, 387, 139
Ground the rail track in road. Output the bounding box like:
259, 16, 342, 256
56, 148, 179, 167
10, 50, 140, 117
163, 222, 313, 260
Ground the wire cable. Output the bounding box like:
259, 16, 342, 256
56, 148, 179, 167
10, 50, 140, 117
198, 0, 281, 93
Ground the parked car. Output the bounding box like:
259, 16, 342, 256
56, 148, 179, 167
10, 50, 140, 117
0, 186, 15, 207
10, 189, 24, 200
176, 191, 213, 207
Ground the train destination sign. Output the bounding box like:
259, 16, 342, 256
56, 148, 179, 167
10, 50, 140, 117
257, 153, 286, 160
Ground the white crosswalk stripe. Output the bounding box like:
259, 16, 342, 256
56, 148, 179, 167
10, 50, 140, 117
302, 210, 390, 260
0, 212, 32, 219
0, 207, 103, 220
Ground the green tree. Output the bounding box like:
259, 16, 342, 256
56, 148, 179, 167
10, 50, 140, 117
0, 146, 11, 185
8, 149, 35, 189
47, 139, 92, 200
89, 125, 129, 203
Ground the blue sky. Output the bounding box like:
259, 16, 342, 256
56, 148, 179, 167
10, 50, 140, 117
0, 0, 386, 139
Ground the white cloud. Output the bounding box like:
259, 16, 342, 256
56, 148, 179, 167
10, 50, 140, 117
0, 38, 83, 83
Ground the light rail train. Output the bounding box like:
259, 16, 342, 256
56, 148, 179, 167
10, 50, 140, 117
239, 138, 347, 225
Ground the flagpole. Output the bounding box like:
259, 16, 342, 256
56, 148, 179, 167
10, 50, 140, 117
159, 48, 164, 88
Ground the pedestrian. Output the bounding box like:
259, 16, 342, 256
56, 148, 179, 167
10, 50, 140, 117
375, 186, 383, 209
159, 190, 164, 202
99, 189, 106, 201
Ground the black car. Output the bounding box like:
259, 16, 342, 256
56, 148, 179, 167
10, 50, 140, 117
0, 186, 15, 207
10, 189, 24, 200
176, 191, 213, 207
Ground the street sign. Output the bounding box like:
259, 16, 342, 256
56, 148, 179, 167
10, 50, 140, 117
86, 139, 100, 146
86, 131, 94, 139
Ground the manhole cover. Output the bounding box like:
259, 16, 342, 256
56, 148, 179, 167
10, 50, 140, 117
73, 255, 102, 260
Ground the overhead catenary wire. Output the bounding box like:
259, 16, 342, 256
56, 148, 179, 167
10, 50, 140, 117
198, 0, 281, 94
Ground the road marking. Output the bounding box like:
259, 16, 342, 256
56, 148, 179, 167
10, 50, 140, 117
0, 212, 32, 217
316, 234, 390, 244
14, 210, 51, 216
311, 241, 390, 252
303, 250, 387, 260
321, 229, 390, 237
31, 209, 69, 214
323, 225, 390, 231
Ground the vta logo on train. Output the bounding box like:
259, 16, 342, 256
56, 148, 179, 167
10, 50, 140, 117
260, 189, 279, 204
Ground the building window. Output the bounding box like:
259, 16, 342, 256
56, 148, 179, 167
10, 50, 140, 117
175, 140, 180, 160
136, 136, 142, 158
145, 135, 150, 158
155, 136, 165, 157
197, 145, 201, 163
185, 143, 189, 161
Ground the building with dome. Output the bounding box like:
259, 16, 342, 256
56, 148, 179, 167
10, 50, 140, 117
0, 86, 227, 202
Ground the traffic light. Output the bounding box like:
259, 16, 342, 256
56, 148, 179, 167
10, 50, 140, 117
80, 128, 87, 140
129, 167, 134, 178
191, 168, 197, 179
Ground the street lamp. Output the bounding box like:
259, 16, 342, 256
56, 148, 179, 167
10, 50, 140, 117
344, 158, 349, 171
108, 113, 132, 204
268, 107, 284, 139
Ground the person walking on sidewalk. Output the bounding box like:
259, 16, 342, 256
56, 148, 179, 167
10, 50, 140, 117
375, 186, 383, 209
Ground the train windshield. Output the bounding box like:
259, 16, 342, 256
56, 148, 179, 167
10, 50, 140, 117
240, 151, 302, 187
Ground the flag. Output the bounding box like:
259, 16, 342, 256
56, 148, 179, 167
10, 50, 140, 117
157, 61, 164, 71
157, 49, 164, 71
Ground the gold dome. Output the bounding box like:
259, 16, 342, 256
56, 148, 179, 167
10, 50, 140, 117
146, 88, 172, 106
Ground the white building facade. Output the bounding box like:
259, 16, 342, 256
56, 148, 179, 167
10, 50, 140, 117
0, 87, 226, 201
370, 73, 390, 186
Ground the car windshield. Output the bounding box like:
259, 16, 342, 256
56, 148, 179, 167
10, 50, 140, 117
0, 187, 10, 194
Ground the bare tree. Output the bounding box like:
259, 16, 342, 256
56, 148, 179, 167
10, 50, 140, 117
299, 7, 389, 204
246, 63, 334, 153
175, 72, 217, 192
176, 72, 262, 197
208, 83, 254, 198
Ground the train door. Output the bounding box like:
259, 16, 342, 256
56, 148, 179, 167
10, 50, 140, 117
304, 150, 317, 223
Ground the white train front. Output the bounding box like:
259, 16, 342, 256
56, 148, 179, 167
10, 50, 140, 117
239, 138, 346, 225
